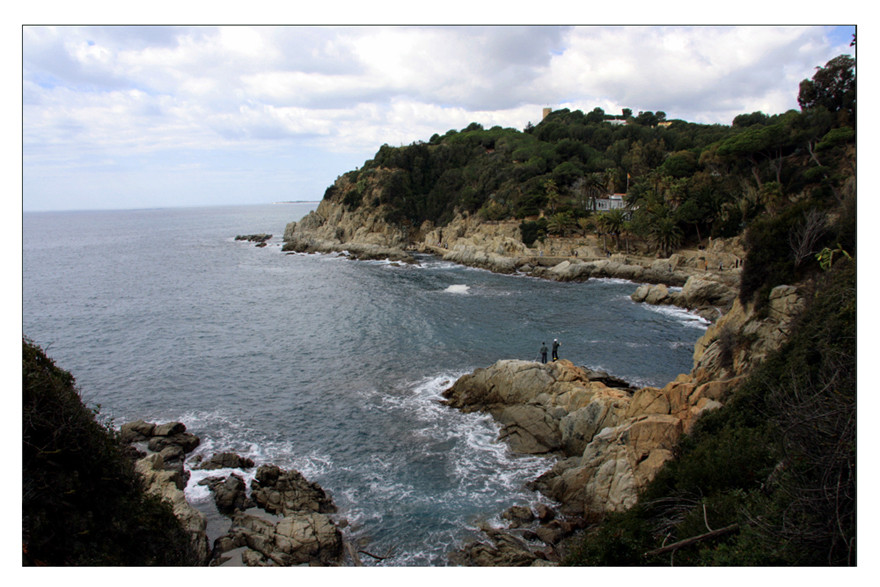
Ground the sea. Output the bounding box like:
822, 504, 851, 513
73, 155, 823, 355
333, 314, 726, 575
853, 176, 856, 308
22, 202, 709, 566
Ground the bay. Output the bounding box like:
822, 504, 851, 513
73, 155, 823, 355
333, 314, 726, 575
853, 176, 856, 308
22, 203, 707, 565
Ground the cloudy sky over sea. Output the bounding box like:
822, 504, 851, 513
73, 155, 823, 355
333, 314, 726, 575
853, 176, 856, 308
20, 11, 856, 212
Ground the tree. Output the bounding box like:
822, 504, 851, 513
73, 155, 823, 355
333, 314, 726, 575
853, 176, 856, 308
603, 208, 627, 249
547, 211, 576, 237
544, 178, 562, 213
798, 55, 855, 123
650, 214, 683, 257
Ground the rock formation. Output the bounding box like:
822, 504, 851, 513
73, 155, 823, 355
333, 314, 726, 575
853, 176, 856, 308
209, 464, 344, 566
125, 421, 210, 565
282, 171, 417, 262
120, 421, 346, 567
442, 281, 805, 562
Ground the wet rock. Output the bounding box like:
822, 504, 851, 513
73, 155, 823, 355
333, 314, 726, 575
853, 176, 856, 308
195, 452, 256, 471
200, 473, 253, 515
501, 505, 535, 528
251, 464, 337, 516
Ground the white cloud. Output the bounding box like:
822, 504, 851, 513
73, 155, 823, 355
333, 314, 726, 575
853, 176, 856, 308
22, 25, 855, 210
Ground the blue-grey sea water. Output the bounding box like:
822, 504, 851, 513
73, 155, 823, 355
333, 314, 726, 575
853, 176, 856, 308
22, 203, 708, 565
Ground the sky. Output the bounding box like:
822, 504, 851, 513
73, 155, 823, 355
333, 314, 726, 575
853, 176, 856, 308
20, 19, 856, 212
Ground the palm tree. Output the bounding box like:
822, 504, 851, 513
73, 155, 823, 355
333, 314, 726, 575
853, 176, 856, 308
650, 215, 683, 257
547, 211, 575, 237
544, 179, 562, 214
604, 208, 627, 250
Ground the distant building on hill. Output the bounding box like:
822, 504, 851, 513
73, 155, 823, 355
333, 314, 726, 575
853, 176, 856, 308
593, 194, 628, 211
542, 107, 552, 120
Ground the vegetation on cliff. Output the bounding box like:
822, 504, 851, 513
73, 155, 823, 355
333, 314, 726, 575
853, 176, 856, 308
22, 339, 199, 565
319, 54, 853, 308
564, 256, 855, 566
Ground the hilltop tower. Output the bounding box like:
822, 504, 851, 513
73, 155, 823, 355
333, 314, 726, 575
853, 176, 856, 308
542, 107, 552, 120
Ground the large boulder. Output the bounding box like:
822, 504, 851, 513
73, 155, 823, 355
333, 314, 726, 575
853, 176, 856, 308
119, 419, 156, 443
680, 276, 736, 309
442, 360, 630, 457
200, 473, 253, 515
213, 510, 343, 566
250, 465, 337, 516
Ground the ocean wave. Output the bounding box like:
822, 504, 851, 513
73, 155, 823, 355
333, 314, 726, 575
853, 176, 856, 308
443, 284, 470, 294
645, 304, 711, 329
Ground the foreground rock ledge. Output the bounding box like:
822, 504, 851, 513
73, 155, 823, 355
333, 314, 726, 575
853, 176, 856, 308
121, 421, 346, 566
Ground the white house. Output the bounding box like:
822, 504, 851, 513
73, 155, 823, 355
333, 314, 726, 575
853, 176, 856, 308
593, 194, 628, 211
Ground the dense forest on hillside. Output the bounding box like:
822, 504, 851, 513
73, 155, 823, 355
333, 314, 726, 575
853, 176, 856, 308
327, 54, 854, 309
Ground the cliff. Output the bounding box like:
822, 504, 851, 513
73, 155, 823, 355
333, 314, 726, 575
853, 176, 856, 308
283, 169, 418, 263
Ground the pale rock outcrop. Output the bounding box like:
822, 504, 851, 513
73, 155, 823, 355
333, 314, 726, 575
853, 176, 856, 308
442, 360, 630, 455
445, 355, 751, 518
210, 465, 345, 566
250, 464, 338, 516
282, 177, 416, 262
214, 510, 343, 566
692, 284, 804, 384
135, 452, 210, 564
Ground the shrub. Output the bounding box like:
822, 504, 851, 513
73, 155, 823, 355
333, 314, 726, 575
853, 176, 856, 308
22, 339, 198, 565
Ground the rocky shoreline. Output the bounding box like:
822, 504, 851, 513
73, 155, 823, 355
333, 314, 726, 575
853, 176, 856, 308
281, 197, 743, 322
126, 274, 805, 566
186, 202, 805, 565
119, 420, 351, 566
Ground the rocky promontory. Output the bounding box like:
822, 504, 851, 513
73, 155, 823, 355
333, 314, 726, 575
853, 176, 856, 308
120, 420, 348, 566
281, 187, 742, 321
440, 279, 806, 564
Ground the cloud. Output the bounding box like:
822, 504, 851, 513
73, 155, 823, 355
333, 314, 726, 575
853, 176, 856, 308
22, 25, 854, 210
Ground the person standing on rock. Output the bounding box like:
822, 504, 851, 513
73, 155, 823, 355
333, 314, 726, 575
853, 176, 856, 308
540, 342, 548, 364
552, 339, 560, 361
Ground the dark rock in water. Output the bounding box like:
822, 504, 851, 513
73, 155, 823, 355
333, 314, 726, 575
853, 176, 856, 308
147, 431, 201, 454
533, 503, 556, 523
235, 234, 272, 244
200, 473, 253, 515
251, 464, 337, 515
501, 505, 535, 528
195, 451, 256, 471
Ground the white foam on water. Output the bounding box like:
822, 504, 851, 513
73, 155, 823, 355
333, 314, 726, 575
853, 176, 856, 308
443, 284, 470, 294
645, 303, 711, 329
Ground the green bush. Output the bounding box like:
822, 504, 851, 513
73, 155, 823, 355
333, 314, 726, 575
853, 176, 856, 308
519, 218, 547, 247
564, 260, 855, 566
22, 339, 198, 565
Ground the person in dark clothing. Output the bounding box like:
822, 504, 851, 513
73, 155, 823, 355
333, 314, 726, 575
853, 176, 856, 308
552, 339, 560, 361
540, 342, 548, 364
